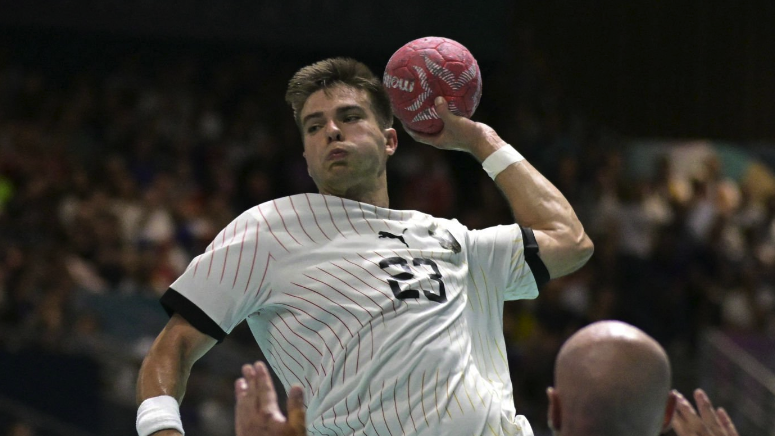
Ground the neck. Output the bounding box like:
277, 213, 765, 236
318, 174, 390, 208
321, 189, 389, 208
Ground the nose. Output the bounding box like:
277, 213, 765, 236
324, 119, 343, 143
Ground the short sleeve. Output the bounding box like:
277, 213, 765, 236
161, 209, 270, 341
465, 224, 544, 301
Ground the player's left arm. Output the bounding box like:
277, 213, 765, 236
404, 97, 593, 279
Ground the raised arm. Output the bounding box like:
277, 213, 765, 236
404, 97, 593, 279
136, 313, 217, 436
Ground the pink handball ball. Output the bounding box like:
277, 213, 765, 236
383, 36, 482, 134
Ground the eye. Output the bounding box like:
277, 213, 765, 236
344, 114, 361, 123
306, 125, 321, 134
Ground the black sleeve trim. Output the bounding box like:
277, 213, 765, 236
160, 288, 227, 343
520, 226, 550, 289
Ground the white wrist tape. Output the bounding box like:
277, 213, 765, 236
137, 395, 184, 436
481, 144, 524, 179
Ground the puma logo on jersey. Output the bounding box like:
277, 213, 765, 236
378, 230, 409, 248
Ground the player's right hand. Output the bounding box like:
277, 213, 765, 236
402, 96, 505, 160
235, 361, 307, 436
672, 389, 739, 436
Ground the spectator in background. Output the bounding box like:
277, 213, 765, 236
5, 421, 37, 436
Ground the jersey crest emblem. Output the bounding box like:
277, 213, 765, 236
429, 225, 461, 254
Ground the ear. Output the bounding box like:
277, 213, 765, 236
383, 128, 398, 156
547, 387, 561, 433
660, 390, 678, 434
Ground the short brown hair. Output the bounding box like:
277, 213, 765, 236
285, 57, 394, 131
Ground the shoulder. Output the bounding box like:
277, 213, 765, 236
220, 198, 295, 246
426, 216, 470, 237
247, 195, 309, 222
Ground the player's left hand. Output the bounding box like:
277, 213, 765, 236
235, 361, 307, 436
671, 389, 739, 436
402, 97, 505, 158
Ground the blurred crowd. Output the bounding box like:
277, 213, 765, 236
1, 34, 774, 436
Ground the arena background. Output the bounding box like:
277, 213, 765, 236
1, 1, 774, 435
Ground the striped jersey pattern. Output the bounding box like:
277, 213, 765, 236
169, 193, 539, 436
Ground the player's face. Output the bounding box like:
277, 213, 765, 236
300, 85, 397, 197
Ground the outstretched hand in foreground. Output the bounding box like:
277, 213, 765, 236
672, 389, 739, 436
235, 361, 307, 436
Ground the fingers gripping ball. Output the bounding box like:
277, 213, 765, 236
384, 36, 482, 134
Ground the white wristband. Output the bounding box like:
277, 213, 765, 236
481, 144, 524, 179
137, 395, 184, 436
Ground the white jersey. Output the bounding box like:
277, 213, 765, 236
163, 193, 543, 436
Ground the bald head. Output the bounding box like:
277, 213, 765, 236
550, 321, 672, 436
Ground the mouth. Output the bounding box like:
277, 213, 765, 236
326, 148, 349, 161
